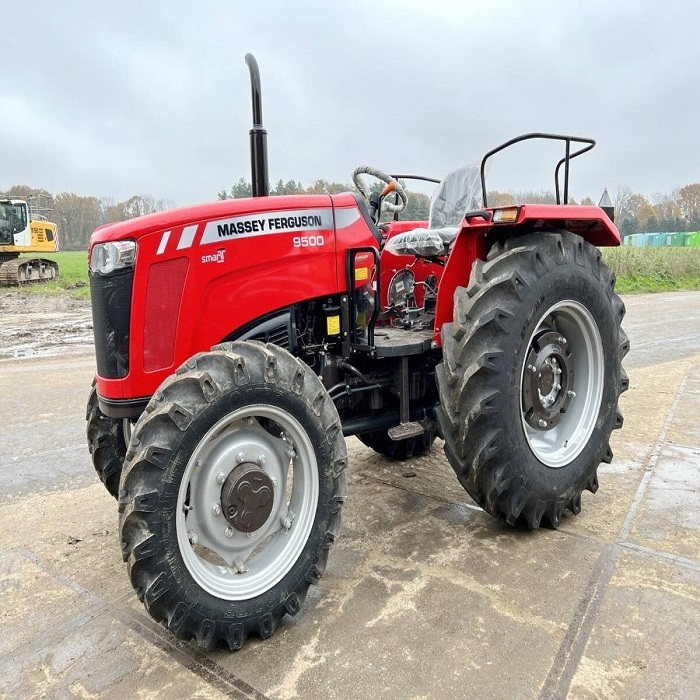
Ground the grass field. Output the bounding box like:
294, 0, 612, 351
602, 246, 700, 293
3, 246, 700, 299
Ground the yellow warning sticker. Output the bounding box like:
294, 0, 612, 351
327, 315, 340, 336
355, 266, 369, 281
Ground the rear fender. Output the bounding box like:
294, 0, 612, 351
432, 204, 620, 343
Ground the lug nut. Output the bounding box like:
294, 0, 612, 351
558, 336, 567, 345
234, 559, 249, 573
567, 390, 576, 398
271, 476, 278, 486
236, 452, 245, 464
257, 454, 267, 466
188, 530, 198, 545
528, 364, 537, 373
216, 472, 226, 484
225, 526, 234, 538
538, 419, 547, 428
211, 503, 221, 516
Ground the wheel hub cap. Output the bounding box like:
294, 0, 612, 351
221, 464, 274, 532
522, 330, 575, 431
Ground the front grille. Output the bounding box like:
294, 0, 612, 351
90, 268, 133, 378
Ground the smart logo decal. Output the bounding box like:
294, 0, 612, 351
202, 248, 225, 264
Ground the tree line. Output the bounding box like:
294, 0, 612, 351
0, 185, 172, 250
220, 177, 700, 236
4, 177, 698, 250
610, 184, 700, 237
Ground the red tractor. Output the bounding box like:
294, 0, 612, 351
87, 55, 627, 650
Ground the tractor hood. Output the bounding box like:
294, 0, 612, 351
89, 195, 336, 246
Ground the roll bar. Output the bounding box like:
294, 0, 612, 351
480, 133, 596, 207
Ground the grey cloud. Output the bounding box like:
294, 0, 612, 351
3, 0, 698, 206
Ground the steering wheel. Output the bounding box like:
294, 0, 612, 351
352, 166, 408, 213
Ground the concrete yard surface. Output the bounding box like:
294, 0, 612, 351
0, 291, 699, 699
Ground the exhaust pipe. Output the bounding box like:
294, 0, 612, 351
245, 54, 269, 197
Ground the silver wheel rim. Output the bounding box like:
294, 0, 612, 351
176, 404, 319, 600
520, 300, 603, 468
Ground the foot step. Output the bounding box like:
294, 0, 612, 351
388, 422, 424, 441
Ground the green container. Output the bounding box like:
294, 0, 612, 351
686, 231, 700, 247
647, 233, 665, 247
667, 232, 686, 246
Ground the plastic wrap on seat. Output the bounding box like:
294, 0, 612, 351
429, 163, 483, 228
384, 163, 484, 257
384, 227, 459, 257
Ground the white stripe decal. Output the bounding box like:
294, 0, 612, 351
156, 230, 171, 255
334, 207, 361, 229
177, 224, 198, 250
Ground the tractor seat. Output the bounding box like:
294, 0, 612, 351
385, 226, 459, 256
385, 163, 483, 258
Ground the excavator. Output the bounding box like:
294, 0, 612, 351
0, 194, 60, 285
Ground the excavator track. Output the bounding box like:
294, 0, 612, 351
0, 257, 59, 286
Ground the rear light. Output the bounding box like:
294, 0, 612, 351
492, 207, 520, 223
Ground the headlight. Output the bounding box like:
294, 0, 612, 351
90, 241, 136, 274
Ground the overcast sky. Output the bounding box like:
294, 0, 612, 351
4, 0, 699, 207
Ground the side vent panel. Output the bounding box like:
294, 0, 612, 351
233, 311, 294, 352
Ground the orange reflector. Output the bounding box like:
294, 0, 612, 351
492, 207, 519, 223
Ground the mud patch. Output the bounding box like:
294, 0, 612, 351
0, 291, 93, 360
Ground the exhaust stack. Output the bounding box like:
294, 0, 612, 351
245, 54, 269, 197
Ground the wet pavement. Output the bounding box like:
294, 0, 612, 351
0, 291, 699, 699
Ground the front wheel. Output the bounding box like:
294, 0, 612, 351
86, 384, 127, 498
437, 232, 629, 528
118, 342, 347, 649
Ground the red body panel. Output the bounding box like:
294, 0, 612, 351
92, 194, 379, 402
379, 221, 445, 310
91, 194, 619, 402
432, 203, 620, 340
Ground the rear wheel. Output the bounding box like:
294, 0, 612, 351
119, 342, 347, 649
86, 384, 127, 499
437, 232, 629, 528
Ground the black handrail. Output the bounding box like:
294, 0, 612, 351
480, 133, 595, 207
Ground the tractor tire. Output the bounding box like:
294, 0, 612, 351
437, 232, 629, 528
357, 427, 436, 460
86, 384, 127, 499
118, 341, 347, 650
